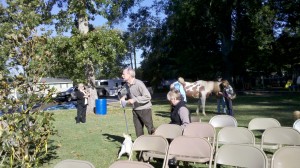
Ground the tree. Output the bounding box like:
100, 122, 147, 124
47, 0, 141, 113
125, 7, 157, 70
141, 0, 299, 86
47, 26, 126, 90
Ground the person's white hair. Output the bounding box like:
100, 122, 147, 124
125, 67, 135, 78
78, 83, 84, 89
167, 90, 182, 101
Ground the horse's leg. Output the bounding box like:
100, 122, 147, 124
201, 95, 206, 115
196, 99, 200, 115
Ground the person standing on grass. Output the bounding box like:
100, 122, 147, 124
219, 80, 235, 116
167, 90, 191, 128
216, 77, 226, 114
120, 67, 155, 137
75, 83, 89, 124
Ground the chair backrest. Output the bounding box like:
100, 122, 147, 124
183, 122, 216, 150
248, 118, 281, 131
216, 127, 255, 152
261, 127, 300, 150
167, 136, 213, 168
271, 146, 300, 168
154, 124, 183, 140
209, 115, 238, 128
109, 160, 154, 168
213, 144, 268, 168
54, 159, 95, 168
293, 119, 300, 132
191, 116, 201, 122
129, 135, 169, 167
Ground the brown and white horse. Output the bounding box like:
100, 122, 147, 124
176, 77, 221, 115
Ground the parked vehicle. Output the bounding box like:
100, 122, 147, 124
95, 79, 124, 97
55, 87, 77, 102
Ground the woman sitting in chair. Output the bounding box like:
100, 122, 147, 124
167, 90, 191, 128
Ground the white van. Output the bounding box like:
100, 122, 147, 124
95, 79, 124, 97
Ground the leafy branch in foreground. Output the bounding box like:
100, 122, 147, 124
0, 22, 56, 167
0, 31, 57, 168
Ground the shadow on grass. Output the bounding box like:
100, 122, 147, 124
102, 133, 124, 144
155, 111, 170, 118
40, 140, 59, 165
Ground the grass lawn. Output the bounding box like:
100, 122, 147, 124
41, 91, 300, 168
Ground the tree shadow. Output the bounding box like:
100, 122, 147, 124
154, 111, 170, 118
40, 139, 60, 165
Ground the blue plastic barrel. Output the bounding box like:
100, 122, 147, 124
95, 99, 107, 115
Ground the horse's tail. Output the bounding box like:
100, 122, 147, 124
178, 77, 185, 85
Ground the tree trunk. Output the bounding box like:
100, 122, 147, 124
86, 60, 97, 114
220, 33, 233, 80
78, 15, 89, 34
130, 51, 133, 68
133, 46, 137, 70
218, 0, 235, 81
78, 14, 96, 114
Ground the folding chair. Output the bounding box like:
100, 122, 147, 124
213, 144, 268, 168
271, 146, 300, 168
54, 159, 95, 168
153, 124, 183, 141
166, 136, 213, 168
216, 127, 255, 152
261, 127, 300, 151
109, 160, 154, 168
293, 119, 300, 132
248, 118, 281, 131
248, 117, 281, 146
209, 115, 238, 128
129, 135, 169, 168
183, 122, 216, 150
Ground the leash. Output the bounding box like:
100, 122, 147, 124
121, 100, 129, 134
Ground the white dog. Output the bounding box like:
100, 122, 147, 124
117, 133, 133, 159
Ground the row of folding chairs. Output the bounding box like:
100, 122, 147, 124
215, 144, 300, 168
54, 144, 300, 168
108, 115, 300, 167
109, 134, 213, 168
110, 133, 300, 168
53, 144, 300, 168
213, 115, 300, 134
248, 117, 300, 133
110, 121, 236, 168
202, 115, 300, 134
154, 119, 300, 167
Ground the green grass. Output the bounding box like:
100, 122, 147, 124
40, 92, 300, 168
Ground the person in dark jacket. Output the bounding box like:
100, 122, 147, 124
76, 83, 89, 124
167, 90, 191, 128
